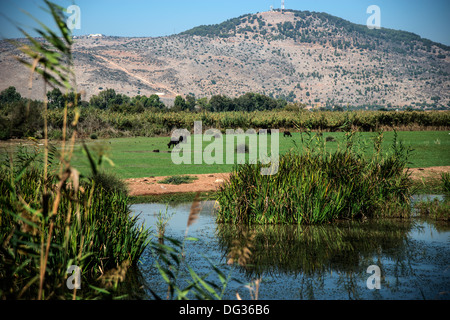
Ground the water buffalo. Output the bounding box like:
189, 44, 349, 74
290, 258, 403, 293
168, 135, 184, 149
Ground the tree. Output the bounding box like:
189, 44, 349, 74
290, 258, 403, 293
196, 97, 208, 111
89, 88, 129, 110
185, 94, 196, 111
0, 86, 22, 105
47, 88, 64, 109
431, 96, 441, 103
209, 94, 235, 112
173, 95, 187, 110
47, 88, 81, 109
148, 94, 165, 109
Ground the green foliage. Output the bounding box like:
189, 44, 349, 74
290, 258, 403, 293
0, 86, 22, 104
216, 131, 414, 225
0, 1, 151, 300
173, 95, 187, 111
90, 170, 128, 195
89, 88, 129, 110
207, 92, 286, 112
47, 87, 81, 109
2, 100, 449, 140
158, 175, 198, 185
0, 99, 44, 139
415, 197, 450, 221
441, 172, 450, 193
0, 146, 150, 299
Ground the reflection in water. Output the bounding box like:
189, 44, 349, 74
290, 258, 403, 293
217, 220, 412, 277
217, 220, 420, 299
132, 201, 450, 300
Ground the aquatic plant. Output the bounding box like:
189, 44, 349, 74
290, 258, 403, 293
441, 172, 450, 193
215, 130, 414, 224
0, 1, 150, 299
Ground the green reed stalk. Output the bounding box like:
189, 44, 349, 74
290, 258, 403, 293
216, 130, 413, 225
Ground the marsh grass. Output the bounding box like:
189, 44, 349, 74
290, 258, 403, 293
216, 129, 414, 225
441, 172, 450, 193
155, 205, 174, 243
415, 197, 450, 221
0, 1, 150, 300
0, 145, 151, 299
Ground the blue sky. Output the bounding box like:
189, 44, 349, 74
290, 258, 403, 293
1, 0, 449, 45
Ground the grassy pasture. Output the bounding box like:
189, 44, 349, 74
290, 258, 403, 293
48, 130, 450, 179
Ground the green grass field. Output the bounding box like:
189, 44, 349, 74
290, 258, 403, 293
60, 131, 450, 179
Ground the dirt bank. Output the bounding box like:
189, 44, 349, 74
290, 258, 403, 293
125, 173, 231, 196
125, 166, 450, 197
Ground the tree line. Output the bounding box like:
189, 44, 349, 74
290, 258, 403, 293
0, 86, 289, 113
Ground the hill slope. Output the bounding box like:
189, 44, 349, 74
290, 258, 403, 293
0, 9, 449, 109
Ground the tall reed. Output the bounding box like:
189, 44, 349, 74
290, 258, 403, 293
215, 130, 414, 225
0, 1, 150, 299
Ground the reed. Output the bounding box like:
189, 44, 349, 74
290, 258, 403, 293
0, 1, 150, 299
215, 130, 414, 225
415, 197, 450, 221
441, 172, 450, 193
0, 145, 151, 299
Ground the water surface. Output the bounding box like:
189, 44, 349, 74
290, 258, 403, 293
131, 201, 449, 300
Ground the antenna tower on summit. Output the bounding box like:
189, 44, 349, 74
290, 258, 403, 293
281, 0, 285, 12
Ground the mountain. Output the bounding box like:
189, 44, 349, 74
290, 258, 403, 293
1, 9, 449, 109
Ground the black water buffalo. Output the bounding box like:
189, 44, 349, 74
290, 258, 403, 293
168, 135, 184, 149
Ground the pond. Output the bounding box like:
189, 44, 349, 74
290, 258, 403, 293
131, 200, 449, 300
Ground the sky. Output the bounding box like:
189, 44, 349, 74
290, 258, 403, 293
0, 0, 449, 45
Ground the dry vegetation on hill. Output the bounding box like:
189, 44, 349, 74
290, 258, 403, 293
1, 9, 449, 109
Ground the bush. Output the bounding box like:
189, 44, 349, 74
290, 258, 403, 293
158, 175, 198, 185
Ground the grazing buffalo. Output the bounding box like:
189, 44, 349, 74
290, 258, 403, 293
283, 131, 292, 137
168, 135, 184, 149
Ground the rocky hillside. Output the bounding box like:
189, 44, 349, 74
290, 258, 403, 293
1, 9, 449, 109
